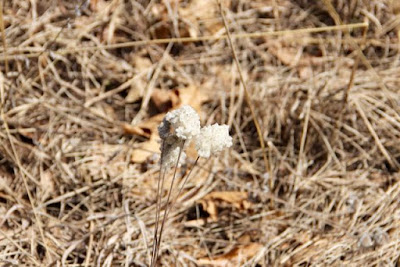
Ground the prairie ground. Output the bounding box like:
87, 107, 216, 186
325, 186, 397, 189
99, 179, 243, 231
0, 0, 400, 266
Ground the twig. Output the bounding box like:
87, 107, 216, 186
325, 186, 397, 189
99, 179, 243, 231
0, 22, 369, 61
0, 111, 53, 262
218, 0, 270, 186
153, 142, 185, 266
0, 0, 8, 73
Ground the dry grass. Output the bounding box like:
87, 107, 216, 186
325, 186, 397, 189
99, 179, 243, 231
1, 0, 400, 266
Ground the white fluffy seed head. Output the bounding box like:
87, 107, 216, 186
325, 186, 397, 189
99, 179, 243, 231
158, 120, 171, 140
163, 145, 186, 168
159, 105, 200, 141
158, 105, 200, 168
161, 136, 186, 168
195, 123, 232, 158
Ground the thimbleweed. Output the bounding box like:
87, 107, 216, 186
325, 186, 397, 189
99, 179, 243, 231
151, 105, 233, 267
194, 123, 233, 158
159, 135, 186, 168
157, 105, 200, 168
158, 105, 200, 141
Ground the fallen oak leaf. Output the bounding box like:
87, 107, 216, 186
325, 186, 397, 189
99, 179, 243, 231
122, 123, 151, 138
131, 136, 160, 164
122, 113, 165, 138
268, 42, 327, 67
179, 0, 232, 35
203, 191, 251, 210
151, 88, 180, 113
197, 243, 263, 266
124, 113, 164, 164
179, 85, 209, 113
199, 191, 251, 221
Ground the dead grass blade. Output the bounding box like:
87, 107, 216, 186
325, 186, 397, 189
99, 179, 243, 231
218, 0, 270, 181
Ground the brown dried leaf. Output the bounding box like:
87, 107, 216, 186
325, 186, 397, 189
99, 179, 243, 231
197, 243, 262, 266
183, 218, 207, 227
203, 191, 250, 209
122, 123, 150, 138
179, 0, 231, 35
179, 85, 209, 112
126, 80, 146, 103
125, 114, 164, 163
17, 128, 36, 140
122, 113, 164, 138
269, 43, 326, 67
200, 198, 218, 221
131, 137, 160, 163
151, 88, 180, 112
199, 191, 251, 221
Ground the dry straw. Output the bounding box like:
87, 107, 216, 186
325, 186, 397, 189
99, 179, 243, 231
0, 0, 399, 266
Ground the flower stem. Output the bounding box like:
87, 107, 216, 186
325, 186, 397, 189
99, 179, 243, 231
154, 141, 185, 264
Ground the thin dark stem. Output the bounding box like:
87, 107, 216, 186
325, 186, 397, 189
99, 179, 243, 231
151, 167, 165, 266
0, 0, 8, 74
166, 156, 200, 218
155, 141, 185, 262
151, 141, 167, 267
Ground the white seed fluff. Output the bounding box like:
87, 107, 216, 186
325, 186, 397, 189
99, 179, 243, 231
158, 120, 171, 140
163, 144, 186, 168
195, 123, 233, 158
161, 136, 186, 168
159, 105, 200, 141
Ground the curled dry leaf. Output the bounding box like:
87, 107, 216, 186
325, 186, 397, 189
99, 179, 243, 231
151, 88, 180, 113
122, 113, 164, 138
268, 42, 330, 79
17, 128, 36, 140
197, 243, 262, 266
201, 191, 251, 221
130, 137, 160, 164
179, 0, 232, 36
270, 44, 328, 66
179, 85, 209, 113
